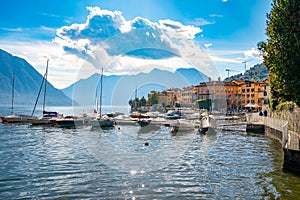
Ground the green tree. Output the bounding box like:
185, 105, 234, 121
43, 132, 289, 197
258, 0, 300, 109
148, 92, 159, 105
140, 96, 147, 106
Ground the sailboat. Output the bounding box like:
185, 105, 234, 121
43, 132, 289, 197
0, 73, 38, 123
30, 59, 62, 125
90, 68, 115, 128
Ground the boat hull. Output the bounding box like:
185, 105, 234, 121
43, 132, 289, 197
55, 119, 84, 128
91, 119, 114, 128
30, 118, 56, 126
1, 115, 38, 124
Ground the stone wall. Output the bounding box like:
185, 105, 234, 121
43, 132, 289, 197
269, 108, 300, 133
269, 108, 300, 150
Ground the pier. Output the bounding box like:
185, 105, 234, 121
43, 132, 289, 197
246, 112, 300, 173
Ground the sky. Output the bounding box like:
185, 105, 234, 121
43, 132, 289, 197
0, 0, 273, 89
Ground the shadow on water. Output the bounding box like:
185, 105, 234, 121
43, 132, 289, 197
258, 136, 300, 199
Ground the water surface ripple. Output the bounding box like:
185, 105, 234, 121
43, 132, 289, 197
0, 123, 300, 199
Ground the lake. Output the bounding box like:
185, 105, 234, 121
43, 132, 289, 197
0, 106, 300, 199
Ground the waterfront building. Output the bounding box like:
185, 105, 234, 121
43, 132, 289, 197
158, 89, 175, 107
181, 86, 197, 106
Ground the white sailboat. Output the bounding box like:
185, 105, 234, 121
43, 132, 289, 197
91, 68, 114, 128
1, 73, 38, 123
30, 59, 62, 125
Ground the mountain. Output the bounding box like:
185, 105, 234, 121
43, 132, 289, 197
224, 63, 269, 81
62, 68, 208, 106
0, 49, 72, 107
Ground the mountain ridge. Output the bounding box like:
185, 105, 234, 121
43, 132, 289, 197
0, 49, 73, 107
62, 67, 208, 106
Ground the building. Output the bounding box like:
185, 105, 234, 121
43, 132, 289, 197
195, 78, 270, 111
181, 86, 197, 106
158, 90, 175, 107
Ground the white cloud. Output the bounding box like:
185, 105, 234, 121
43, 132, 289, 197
209, 14, 223, 18
55, 6, 203, 61
2, 27, 23, 32
243, 48, 261, 59
204, 43, 213, 48
158, 19, 202, 39
53, 6, 214, 80
191, 18, 214, 26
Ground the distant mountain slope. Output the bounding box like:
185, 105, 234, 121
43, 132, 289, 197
0, 49, 72, 107
62, 68, 208, 106
224, 63, 269, 81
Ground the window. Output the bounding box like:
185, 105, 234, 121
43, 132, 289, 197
251, 88, 254, 92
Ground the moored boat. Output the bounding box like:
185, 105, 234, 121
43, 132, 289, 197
1, 115, 38, 124
90, 115, 115, 128
30, 111, 62, 126
198, 112, 217, 134
30, 60, 62, 126
91, 68, 115, 128
54, 116, 84, 128
0, 72, 38, 124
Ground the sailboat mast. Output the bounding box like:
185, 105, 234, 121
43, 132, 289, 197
134, 85, 137, 110
11, 72, 15, 115
99, 68, 103, 118
43, 59, 49, 113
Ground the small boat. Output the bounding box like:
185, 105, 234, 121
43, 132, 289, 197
1, 115, 38, 124
1, 73, 38, 124
30, 111, 62, 126
30, 60, 62, 126
91, 115, 115, 128
91, 68, 115, 128
54, 116, 84, 128
130, 112, 150, 119
199, 113, 217, 134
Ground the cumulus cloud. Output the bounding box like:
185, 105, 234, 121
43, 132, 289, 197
55, 7, 203, 61
53, 6, 218, 80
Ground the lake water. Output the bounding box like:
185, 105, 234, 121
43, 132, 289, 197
0, 106, 300, 199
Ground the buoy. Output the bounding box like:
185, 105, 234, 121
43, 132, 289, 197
171, 128, 175, 135
145, 142, 149, 146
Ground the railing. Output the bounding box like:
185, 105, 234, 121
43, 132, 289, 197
246, 113, 264, 124
264, 117, 288, 148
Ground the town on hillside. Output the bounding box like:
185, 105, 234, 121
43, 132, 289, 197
130, 77, 270, 114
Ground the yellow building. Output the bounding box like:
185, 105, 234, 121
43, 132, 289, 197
196, 78, 269, 111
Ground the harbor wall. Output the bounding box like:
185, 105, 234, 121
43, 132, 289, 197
247, 111, 300, 173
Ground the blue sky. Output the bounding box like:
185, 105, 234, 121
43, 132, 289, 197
0, 0, 272, 88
